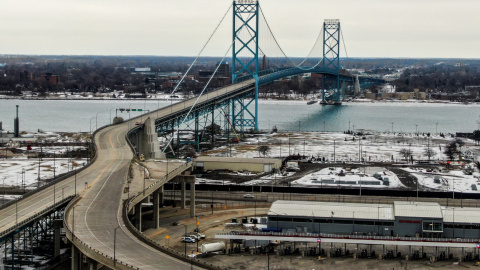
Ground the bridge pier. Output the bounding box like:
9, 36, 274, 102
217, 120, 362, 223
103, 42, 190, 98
54, 219, 63, 257
135, 203, 142, 231
71, 245, 80, 270
153, 186, 164, 229
137, 117, 164, 159
175, 174, 196, 217
88, 259, 98, 270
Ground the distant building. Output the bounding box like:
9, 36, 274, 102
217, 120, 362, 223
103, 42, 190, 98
39, 73, 59, 85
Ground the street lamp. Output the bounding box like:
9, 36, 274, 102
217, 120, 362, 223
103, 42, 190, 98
61, 186, 69, 200
96, 112, 102, 130
359, 173, 362, 197
109, 108, 115, 124
196, 216, 199, 252
114, 225, 125, 266
89, 117, 95, 135
391, 122, 394, 134
53, 151, 56, 179
184, 224, 188, 255
21, 168, 25, 193
435, 123, 439, 135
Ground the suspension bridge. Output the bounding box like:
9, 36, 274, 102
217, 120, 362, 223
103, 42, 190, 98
0, 1, 384, 269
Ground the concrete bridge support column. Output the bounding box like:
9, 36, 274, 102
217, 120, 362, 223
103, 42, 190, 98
88, 259, 98, 270
135, 203, 142, 231
159, 185, 164, 205
180, 181, 186, 209
54, 219, 63, 257
190, 180, 195, 217
153, 188, 161, 229
71, 246, 80, 270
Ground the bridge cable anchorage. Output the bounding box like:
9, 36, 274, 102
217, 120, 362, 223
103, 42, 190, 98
162, 41, 235, 153
169, 3, 232, 96
259, 7, 325, 70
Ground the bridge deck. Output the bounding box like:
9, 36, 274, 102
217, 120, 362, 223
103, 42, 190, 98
0, 80, 257, 268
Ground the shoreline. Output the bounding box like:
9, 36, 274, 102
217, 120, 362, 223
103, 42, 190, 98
0, 95, 478, 106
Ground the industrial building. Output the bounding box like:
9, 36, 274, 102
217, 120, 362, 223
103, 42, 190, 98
193, 156, 281, 173
267, 200, 480, 239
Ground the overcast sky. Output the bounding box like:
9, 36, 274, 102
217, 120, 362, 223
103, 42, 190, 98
1, 0, 478, 58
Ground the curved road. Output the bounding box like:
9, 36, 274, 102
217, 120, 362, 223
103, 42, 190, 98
0, 79, 255, 269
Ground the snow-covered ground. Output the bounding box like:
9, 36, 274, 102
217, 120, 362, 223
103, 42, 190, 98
199, 131, 480, 192
292, 167, 405, 189
405, 167, 480, 193
205, 131, 461, 163
0, 157, 86, 189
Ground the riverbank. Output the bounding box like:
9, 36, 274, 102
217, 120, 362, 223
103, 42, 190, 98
0, 93, 478, 107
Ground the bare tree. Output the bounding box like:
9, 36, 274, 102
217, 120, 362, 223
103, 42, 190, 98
423, 148, 436, 162
399, 148, 412, 163
444, 141, 457, 160
258, 145, 270, 157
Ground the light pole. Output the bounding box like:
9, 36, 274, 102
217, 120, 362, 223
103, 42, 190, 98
114, 225, 123, 266
21, 169, 25, 193
416, 177, 419, 198
452, 207, 455, 238
196, 215, 199, 252
110, 108, 115, 124
53, 151, 56, 179
184, 224, 188, 255
359, 173, 362, 197
415, 124, 418, 135
452, 178, 455, 200
53, 183, 56, 205
74, 163, 77, 195
89, 117, 95, 135
96, 112, 101, 130
391, 122, 394, 134
62, 186, 69, 200
435, 122, 438, 135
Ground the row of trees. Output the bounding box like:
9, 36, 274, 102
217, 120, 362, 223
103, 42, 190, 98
393, 63, 480, 93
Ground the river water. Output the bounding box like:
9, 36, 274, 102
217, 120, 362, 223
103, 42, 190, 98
0, 99, 478, 134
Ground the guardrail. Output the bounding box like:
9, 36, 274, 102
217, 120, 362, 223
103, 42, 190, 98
220, 231, 480, 244
0, 122, 105, 213
0, 195, 74, 242
124, 119, 226, 269
127, 161, 192, 210
123, 191, 226, 270
63, 196, 139, 270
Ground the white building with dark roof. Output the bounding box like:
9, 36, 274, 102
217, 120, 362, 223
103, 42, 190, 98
266, 200, 480, 239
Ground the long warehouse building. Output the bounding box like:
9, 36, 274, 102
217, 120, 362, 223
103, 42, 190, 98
267, 200, 480, 239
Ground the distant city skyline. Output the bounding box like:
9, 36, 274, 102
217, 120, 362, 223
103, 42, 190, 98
1, 0, 478, 58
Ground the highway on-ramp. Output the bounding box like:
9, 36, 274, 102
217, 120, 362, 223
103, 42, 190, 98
0, 79, 255, 269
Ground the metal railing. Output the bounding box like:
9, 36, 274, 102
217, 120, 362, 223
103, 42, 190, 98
220, 230, 480, 244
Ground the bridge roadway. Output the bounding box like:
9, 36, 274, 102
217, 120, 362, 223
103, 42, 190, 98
0, 79, 256, 269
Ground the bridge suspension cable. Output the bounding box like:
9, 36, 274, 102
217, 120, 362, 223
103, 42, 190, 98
258, 7, 324, 70
169, 3, 233, 96
162, 41, 235, 153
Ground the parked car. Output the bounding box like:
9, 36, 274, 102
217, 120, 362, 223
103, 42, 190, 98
243, 194, 254, 198
194, 233, 206, 239
181, 237, 195, 243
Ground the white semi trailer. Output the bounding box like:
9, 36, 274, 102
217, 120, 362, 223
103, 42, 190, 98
200, 242, 226, 253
